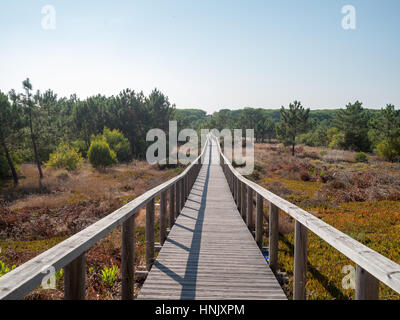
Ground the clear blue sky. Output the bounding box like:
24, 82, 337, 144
0, 0, 399, 112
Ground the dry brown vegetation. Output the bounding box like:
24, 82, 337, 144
250, 143, 400, 299
0, 160, 181, 299
252, 143, 400, 207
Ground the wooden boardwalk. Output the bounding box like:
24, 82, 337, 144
138, 139, 287, 300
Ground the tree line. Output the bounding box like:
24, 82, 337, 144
1, 79, 399, 186
176, 101, 399, 158
0, 79, 175, 185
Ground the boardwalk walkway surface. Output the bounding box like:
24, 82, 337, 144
138, 139, 287, 300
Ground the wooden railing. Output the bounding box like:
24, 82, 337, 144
214, 135, 400, 300
0, 137, 210, 300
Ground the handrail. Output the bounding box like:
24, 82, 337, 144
213, 134, 400, 299
0, 136, 210, 300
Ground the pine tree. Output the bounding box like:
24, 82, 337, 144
0, 91, 22, 185
277, 101, 310, 156
334, 101, 370, 152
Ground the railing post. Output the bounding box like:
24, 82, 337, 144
160, 190, 167, 245
356, 266, 379, 300
233, 175, 236, 203
146, 198, 155, 271
186, 175, 189, 198
169, 184, 175, 228
185, 174, 188, 198
247, 187, 254, 231
121, 215, 135, 300
232, 178, 237, 203
237, 179, 241, 210
241, 181, 246, 221
176, 181, 181, 217
256, 194, 263, 249
180, 179, 185, 210
64, 253, 86, 300
269, 203, 279, 273
294, 220, 308, 300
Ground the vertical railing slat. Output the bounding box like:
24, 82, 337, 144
269, 203, 279, 273
294, 220, 308, 300
160, 191, 167, 245
241, 181, 246, 222
169, 184, 175, 228
247, 187, 254, 231
356, 265, 379, 300
121, 215, 135, 300
145, 198, 155, 271
64, 253, 86, 300
256, 194, 263, 249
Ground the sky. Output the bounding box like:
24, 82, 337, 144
0, 0, 399, 113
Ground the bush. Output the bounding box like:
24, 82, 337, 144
377, 138, 400, 162
88, 140, 117, 168
71, 140, 89, 158
103, 128, 132, 162
46, 142, 83, 171
329, 132, 345, 149
354, 152, 368, 163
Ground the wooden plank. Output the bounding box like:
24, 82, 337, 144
0, 137, 211, 300
241, 181, 246, 221
269, 202, 279, 273
138, 138, 286, 300
215, 135, 400, 295
160, 191, 167, 245
356, 265, 379, 300
121, 215, 135, 300
169, 184, 175, 228
247, 187, 253, 230
256, 193, 263, 249
146, 198, 155, 271
175, 181, 181, 218
64, 253, 86, 300
294, 220, 308, 300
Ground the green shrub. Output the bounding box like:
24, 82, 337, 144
320, 150, 328, 157
88, 140, 117, 168
46, 142, 83, 171
354, 152, 368, 163
329, 132, 345, 149
377, 138, 400, 162
0, 261, 16, 277
103, 128, 132, 162
101, 265, 118, 287
71, 140, 89, 158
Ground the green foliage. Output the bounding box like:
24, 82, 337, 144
377, 138, 400, 162
103, 127, 132, 162
88, 140, 117, 168
329, 132, 346, 150
101, 265, 118, 287
0, 151, 21, 179
354, 152, 368, 163
71, 140, 89, 158
277, 101, 310, 155
46, 142, 83, 171
334, 101, 370, 152
297, 123, 328, 147
0, 261, 16, 277
320, 150, 328, 157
